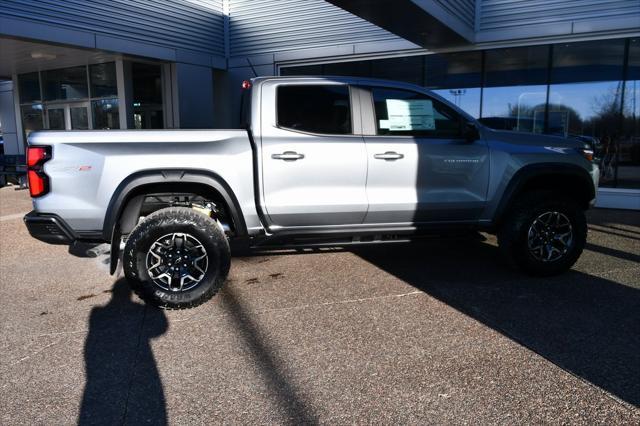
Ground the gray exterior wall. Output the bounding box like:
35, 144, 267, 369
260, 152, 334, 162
477, 0, 640, 42
0, 0, 226, 67
228, 0, 407, 58
434, 0, 475, 29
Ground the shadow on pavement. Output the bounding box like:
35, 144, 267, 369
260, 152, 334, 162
353, 238, 640, 407
79, 279, 168, 425
220, 285, 317, 423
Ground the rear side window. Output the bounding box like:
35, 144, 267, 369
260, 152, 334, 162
371, 87, 463, 138
277, 85, 352, 134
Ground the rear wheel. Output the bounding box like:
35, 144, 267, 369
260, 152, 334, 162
497, 192, 587, 276
123, 207, 230, 309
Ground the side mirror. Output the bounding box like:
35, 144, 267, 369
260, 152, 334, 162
464, 122, 480, 143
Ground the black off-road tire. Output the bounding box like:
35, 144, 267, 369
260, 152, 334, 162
123, 207, 230, 309
497, 191, 587, 276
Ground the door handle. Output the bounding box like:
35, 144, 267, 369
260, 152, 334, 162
374, 151, 404, 160
272, 151, 305, 161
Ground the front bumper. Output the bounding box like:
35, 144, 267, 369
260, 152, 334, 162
23, 211, 76, 245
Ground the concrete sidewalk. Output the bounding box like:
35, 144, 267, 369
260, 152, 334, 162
1, 185, 638, 424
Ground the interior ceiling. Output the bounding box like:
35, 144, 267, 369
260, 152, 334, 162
0, 37, 118, 79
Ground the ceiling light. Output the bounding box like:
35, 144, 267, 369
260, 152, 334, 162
30, 52, 57, 60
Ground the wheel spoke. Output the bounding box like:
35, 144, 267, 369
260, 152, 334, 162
146, 232, 209, 292
527, 211, 573, 263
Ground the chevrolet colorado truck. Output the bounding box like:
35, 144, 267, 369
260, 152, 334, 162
24, 76, 599, 309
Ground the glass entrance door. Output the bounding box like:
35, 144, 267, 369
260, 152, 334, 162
70, 103, 89, 129
46, 107, 65, 130
45, 102, 91, 130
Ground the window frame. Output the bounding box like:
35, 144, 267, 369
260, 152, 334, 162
274, 83, 356, 136
361, 85, 469, 139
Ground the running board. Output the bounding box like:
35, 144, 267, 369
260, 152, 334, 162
249, 233, 454, 251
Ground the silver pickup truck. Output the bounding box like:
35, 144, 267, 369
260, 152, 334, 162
24, 76, 599, 309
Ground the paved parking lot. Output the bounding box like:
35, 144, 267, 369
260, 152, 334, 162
1, 185, 638, 424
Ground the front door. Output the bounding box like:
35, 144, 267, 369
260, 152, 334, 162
45, 102, 90, 130
362, 86, 490, 224
260, 82, 368, 227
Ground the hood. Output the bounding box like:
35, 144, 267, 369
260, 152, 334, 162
482, 127, 587, 150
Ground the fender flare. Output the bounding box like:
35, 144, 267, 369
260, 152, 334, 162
492, 163, 596, 226
103, 169, 248, 243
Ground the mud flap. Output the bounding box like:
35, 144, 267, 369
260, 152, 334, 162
109, 227, 121, 275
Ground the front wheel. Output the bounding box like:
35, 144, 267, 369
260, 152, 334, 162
497, 192, 587, 276
123, 207, 230, 309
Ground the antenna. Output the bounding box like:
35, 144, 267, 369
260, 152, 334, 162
246, 58, 258, 78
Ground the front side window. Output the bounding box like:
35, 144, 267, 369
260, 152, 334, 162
277, 85, 351, 134
371, 88, 463, 138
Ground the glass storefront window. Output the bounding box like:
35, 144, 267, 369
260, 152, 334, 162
550, 39, 626, 187
280, 64, 323, 76
70, 106, 89, 130
552, 39, 626, 84
370, 56, 423, 85
90, 63, 117, 98
92, 99, 120, 130
426, 51, 482, 118
42, 66, 88, 101
620, 39, 640, 189
20, 104, 44, 137
46, 107, 65, 130
132, 63, 163, 129
18, 72, 41, 103
481, 46, 549, 132
324, 60, 371, 78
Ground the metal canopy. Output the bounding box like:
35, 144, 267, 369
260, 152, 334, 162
327, 0, 473, 49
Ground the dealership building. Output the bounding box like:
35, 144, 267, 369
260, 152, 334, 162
0, 0, 638, 208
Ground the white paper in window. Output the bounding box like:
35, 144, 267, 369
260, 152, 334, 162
386, 99, 435, 131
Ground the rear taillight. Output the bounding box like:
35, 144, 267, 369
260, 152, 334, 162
27, 146, 51, 197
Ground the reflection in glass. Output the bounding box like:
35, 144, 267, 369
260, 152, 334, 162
481, 46, 549, 132
47, 108, 65, 130
92, 99, 120, 130
21, 104, 44, 138
132, 63, 163, 129
425, 51, 482, 88
426, 52, 482, 118
481, 86, 547, 132
70, 107, 89, 130
42, 66, 88, 101
549, 81, 623, 187
280, 64, 322, 75
18, 73, 41, 103
621, 80, 640, 188
552, 39, 625, 84
485, 46, 548, 86
370, 56, 422, 85
90, 62, 117, 98
432, 88, 481, 118
324, 60, 371, 78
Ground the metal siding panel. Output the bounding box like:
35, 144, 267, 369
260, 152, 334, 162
0, 0, 226, 56
479, 0, 640, 31
228, 0, 403, 57
434, 0, 476, 28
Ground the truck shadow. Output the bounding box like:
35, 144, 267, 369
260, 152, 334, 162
352, 238, 640, 407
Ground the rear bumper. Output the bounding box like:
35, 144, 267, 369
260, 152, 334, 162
23, 211, 76, 245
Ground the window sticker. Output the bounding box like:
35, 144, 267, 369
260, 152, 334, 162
386, 99, 435, 131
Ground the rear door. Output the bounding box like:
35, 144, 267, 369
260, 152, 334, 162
260, 81, 368, 227
361, 86, 490, 223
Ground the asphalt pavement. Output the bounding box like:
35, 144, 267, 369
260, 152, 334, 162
1, 185, 638, 424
